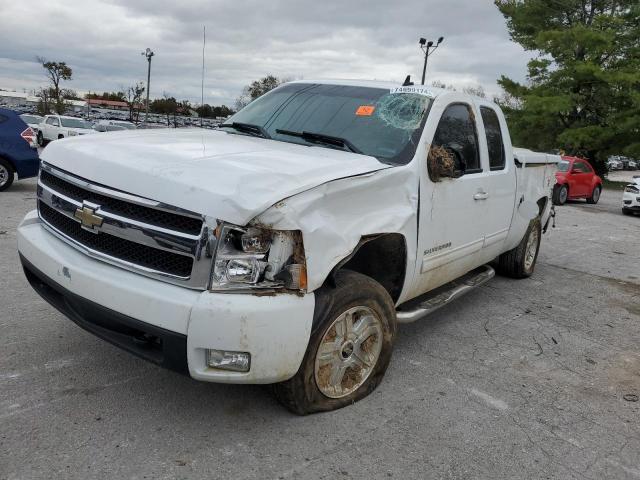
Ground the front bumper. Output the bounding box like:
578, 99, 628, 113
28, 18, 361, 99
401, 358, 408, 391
622, 191, 640, 211
17, 211, 315, 384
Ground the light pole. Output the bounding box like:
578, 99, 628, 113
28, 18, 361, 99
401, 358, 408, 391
141, 47, 155, 126
419, 37, 444, 85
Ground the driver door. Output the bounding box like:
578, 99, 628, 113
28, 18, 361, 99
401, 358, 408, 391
410, 101, 489, 297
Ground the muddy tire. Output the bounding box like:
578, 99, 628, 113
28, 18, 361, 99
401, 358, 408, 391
273, 270, 396, 415
497, 217, 542, 279
586, 185, 601, 204
0, 158, 15, 192
553, 184, 568, 205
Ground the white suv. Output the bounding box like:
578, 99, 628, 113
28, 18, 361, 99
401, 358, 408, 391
37, 115, 96, 145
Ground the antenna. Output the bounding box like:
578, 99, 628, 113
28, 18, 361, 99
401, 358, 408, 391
201, 25, 206, 128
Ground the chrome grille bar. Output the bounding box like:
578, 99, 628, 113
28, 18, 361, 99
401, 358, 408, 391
37, 163, 216, 290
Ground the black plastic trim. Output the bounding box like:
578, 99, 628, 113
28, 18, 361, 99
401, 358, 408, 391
20, 254, 189, 375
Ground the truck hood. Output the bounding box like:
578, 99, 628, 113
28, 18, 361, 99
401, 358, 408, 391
41, 128, 392, 225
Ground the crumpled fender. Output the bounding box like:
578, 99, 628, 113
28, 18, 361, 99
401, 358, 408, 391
253, 166, 419, 295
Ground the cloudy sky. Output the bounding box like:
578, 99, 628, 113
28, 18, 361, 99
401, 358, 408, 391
0, 0, 531, 107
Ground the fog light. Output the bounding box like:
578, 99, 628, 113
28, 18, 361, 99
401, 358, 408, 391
206, 349, 250, 372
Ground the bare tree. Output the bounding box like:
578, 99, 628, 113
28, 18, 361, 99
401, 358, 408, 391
235, 75, 285, 110
123, 82, 145, 123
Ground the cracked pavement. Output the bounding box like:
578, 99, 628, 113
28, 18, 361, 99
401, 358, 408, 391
1, 178, 639, 479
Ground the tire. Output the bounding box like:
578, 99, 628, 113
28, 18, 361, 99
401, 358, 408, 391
57, 134, 64, 140
622, 208, 632, 216
37, 131, 45, 147
586, 185, 601, 204
273, 270, 397, 415
553, 184, 568, 205
0, 158, 15, 192
497, 217, 542, 279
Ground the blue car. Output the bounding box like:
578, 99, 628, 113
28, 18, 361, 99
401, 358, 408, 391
0, 108, 40, 191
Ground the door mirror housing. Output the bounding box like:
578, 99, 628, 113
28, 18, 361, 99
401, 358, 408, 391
428, 144, 463, 182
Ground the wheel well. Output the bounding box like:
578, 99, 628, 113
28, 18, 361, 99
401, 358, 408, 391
332, 234, 407, 303
58, 134, 64, 139
0, 155, 16, 172
537, 197, 548, 217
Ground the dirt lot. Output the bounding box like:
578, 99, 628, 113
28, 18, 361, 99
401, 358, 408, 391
1, 179, 639, 480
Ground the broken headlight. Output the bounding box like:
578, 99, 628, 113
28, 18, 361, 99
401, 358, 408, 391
210, 223, 307, 292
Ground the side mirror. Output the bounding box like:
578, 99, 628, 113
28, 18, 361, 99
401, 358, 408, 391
428, 144, 463, 182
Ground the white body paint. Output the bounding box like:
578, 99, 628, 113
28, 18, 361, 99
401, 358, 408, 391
17, 80, 558, 383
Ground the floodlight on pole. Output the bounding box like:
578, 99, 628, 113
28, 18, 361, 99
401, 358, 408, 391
419, 36, 444, 85
141, 47, 155, 126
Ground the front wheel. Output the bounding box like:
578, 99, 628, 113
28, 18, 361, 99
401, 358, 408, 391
587, 185, 601, 204
497, 217, 542, 279
37, 131, 45, 146
553, 184, 568, 205
273, 270, 396, 415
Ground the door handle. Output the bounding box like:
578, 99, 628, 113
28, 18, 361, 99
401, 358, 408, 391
474, 191, 489, 200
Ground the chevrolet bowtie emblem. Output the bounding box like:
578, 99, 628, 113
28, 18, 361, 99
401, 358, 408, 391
74, 204, 104, 230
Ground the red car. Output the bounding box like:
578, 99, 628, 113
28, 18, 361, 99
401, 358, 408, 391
553, 156, 603, 205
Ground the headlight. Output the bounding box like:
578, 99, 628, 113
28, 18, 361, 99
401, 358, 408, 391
210, 223, 306, 292
625, 185, 639, 194
68, 130, 78, 136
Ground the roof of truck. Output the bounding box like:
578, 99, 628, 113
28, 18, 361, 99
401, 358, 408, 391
289, 78, 448, 96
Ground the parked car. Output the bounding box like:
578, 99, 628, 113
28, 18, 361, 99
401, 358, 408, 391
94, 120, 137, 132
622, 176, 640, 216
607, 157, 624, 171
17, 80, 557, 413
628, 159, 638, 170
19, 113, 44, 133
37, 115, 96, 145
553, 156, 602, 205
0, 108, 40, 191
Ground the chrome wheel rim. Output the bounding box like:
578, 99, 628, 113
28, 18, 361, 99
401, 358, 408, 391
524, 227, 539, 271
0, 165, 8, 187
314, 306, 383, 399
593, 187, 600, 202
559, 187, 568, 204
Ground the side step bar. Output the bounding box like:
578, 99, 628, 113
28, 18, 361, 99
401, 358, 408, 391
396, 265, 495, 324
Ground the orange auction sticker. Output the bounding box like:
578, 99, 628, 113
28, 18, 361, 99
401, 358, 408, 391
355, 105, 375, 116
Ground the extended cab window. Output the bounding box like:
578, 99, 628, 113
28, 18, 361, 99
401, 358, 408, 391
480, 107, 505, 171
430, 104, 480, 174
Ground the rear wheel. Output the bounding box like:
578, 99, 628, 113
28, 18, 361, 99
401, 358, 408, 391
57, 134, 64, 140
37, 131, 45, 146
0, 158, 15, 192
273, 270, 396, 415
553, 184, 568, 205
497, 217, 542, 279
587, 185, 601, 204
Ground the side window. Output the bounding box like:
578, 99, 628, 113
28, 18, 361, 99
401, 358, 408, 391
46, 117, 55, 125
480, 107, 505, 171
430, 104, 481, 174
573, 161, 590, 173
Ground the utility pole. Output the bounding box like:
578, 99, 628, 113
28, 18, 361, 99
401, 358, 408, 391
201, 26, 206, 128
142, 48, 155, 126
419, 37, 444, 85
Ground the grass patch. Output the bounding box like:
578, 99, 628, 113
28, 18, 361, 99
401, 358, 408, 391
602, 179, 628, 191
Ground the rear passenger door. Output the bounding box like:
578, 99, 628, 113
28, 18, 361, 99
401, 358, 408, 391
476, 104, 516, 259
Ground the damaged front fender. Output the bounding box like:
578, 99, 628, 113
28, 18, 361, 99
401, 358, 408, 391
253, 166, 419, 300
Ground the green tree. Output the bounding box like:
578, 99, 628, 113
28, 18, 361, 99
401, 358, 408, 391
235, 75, 284, 110
495, 0, 640, 174
37, 57, 73, 114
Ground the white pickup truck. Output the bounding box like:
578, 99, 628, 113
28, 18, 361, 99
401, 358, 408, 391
18, 80, 557, 414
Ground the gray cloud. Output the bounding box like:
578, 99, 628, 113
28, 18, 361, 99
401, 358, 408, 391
0, 0, 530, 105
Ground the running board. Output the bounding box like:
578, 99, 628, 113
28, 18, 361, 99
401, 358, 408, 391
395, 265, 495, 324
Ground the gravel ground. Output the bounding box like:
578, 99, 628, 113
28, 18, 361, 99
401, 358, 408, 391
1, 178, 638, 480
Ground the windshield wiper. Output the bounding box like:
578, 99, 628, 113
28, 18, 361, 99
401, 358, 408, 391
276, 129, 363, 155
220, 122, 271, 139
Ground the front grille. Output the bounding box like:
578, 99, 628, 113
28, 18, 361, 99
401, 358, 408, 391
40, 170, 203, 235
39, 201, 193, 278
